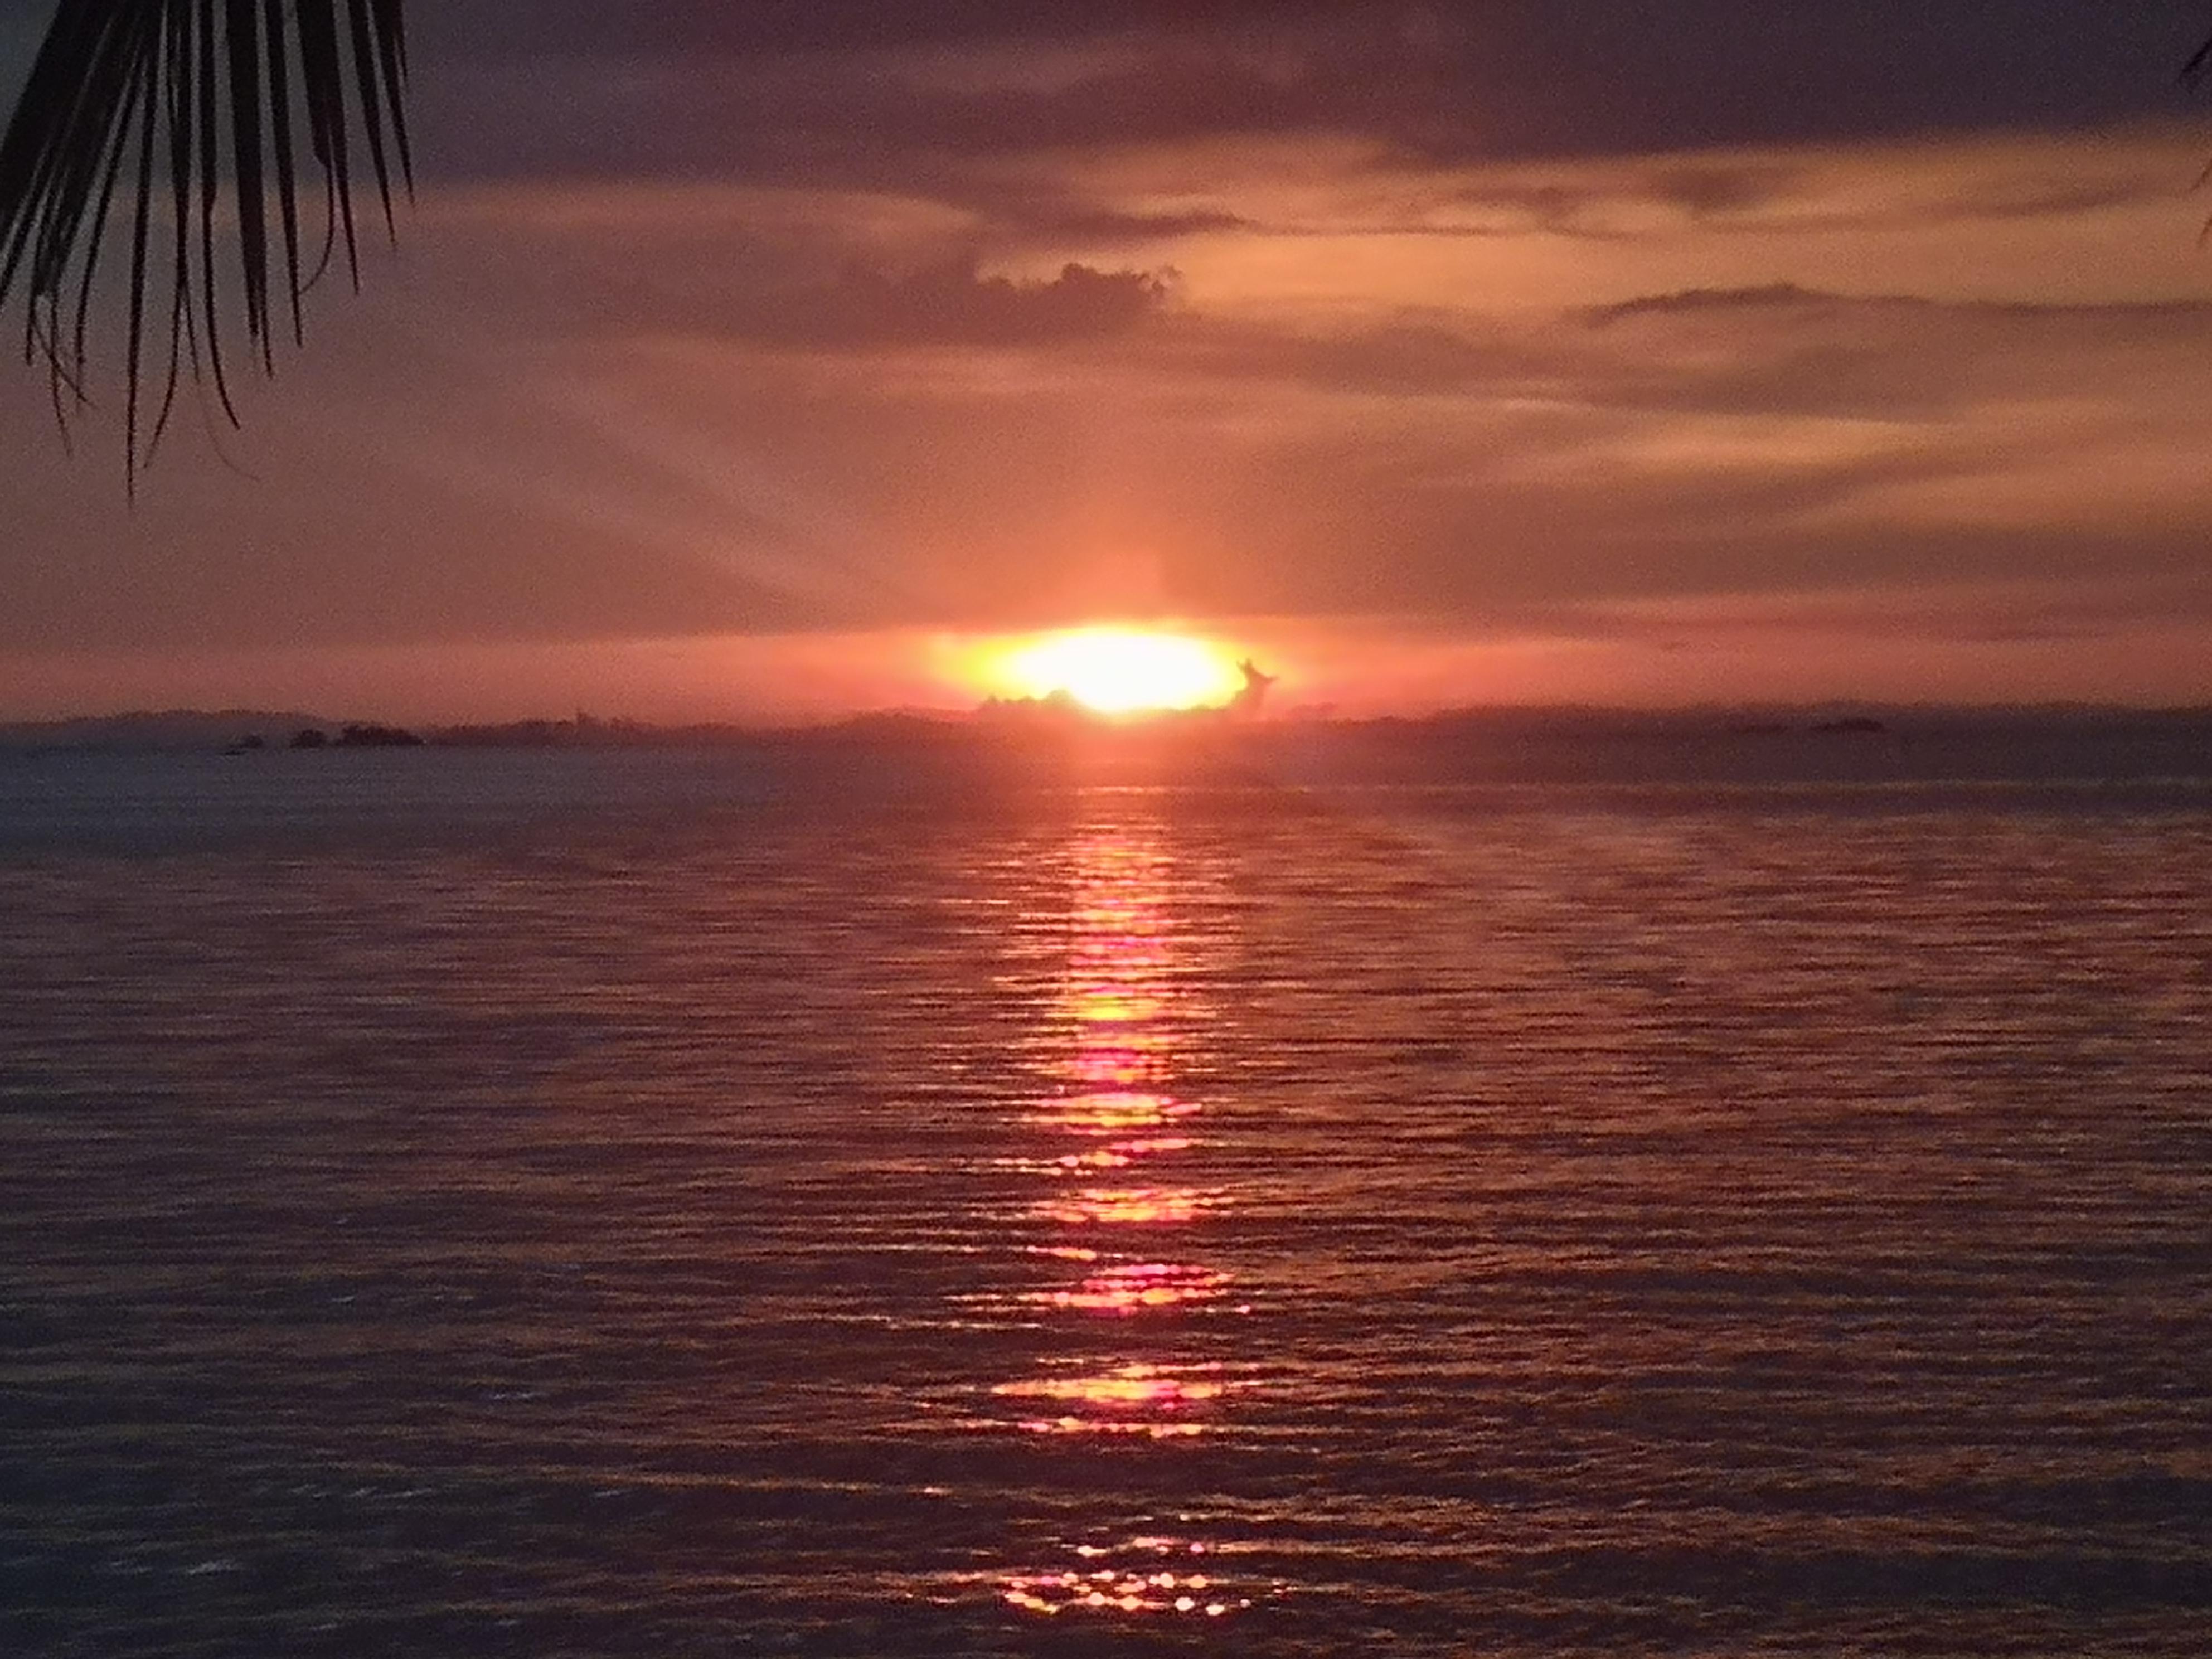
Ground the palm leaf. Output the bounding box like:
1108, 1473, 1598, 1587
0, 0, 409, 491
2189, 33, 2212, 87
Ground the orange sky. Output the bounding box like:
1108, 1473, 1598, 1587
3, 3, 2211, 719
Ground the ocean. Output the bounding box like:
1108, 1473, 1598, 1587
2, 729, 2208, 1656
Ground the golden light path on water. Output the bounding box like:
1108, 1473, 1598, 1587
984, 811, 1265, 1620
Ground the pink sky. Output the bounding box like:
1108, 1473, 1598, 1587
3, 3, 2210, 719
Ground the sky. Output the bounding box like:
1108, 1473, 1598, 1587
4, 0, 2212, 720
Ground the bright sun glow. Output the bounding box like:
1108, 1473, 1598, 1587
987, 628, 1244, 714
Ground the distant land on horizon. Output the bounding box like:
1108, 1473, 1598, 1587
5, 702, 2212, 748
2, 704, 2208, 792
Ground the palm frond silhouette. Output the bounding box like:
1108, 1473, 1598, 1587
0, 0, 410, 489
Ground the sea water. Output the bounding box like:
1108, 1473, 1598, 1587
2, 739, 2208, 1656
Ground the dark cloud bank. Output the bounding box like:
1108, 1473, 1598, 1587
406, 0, 2212, 183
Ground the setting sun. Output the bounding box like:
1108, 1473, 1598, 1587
981, 628, 1245, 714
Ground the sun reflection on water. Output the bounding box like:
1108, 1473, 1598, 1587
991, 1360, 1251, 1438
979, 809, 1268, 1618
1025, 818, 1228, 1326
1034, 1186, 1218, 1225
1030, 1090, 1196, 1131
998, 1537, 1254, 1618
1044, 1260, 1231, 1314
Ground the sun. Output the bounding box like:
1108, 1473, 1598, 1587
983, 627, 1245, 714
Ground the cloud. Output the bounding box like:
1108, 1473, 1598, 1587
735, 258, 1173, 347
407, 0, 2212, 188
404, 178, 1180, 343
1124, 132, 2206, 249
979, 202, 1253, 246
1566, 285, 2212, 425
1584, 282, 1838, 323
1582, 281, 2212, 327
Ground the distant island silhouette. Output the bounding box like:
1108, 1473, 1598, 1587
3, 705, 2207, 792
285, 724, 426, 751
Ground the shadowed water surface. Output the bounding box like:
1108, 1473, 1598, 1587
2, 749, 2209, 1656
